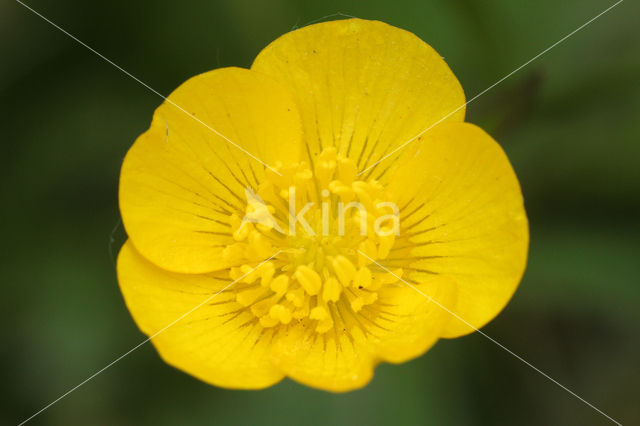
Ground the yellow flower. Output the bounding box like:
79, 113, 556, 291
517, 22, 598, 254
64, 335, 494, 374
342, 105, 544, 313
117, 19, 528, 392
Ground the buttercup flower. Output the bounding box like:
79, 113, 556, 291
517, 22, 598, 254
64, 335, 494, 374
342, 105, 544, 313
117, 19, 528, 392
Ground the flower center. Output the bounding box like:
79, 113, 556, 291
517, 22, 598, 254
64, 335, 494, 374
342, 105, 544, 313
221, 148, 403, 334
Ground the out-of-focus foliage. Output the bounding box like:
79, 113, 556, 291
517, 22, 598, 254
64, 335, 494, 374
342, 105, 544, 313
1, 0, 638, 424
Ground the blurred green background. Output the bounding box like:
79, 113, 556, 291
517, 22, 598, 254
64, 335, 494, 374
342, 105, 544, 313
2, 0, 638, 424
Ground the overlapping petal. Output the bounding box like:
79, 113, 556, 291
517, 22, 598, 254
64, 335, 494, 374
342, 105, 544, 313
373, 276, 456, 363
118, 241, 285, 389
119, 67, 303, 274
385, 122, 529, 337
268, 276, 455, 392
120, 241, 457, 391
252, 18, 465, 178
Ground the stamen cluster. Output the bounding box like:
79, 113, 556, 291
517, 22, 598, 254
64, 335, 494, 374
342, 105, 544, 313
223, 148, 403, 333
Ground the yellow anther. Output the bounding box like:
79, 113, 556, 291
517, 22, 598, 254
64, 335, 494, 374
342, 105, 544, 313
337, 157, 357, 183
260, 262, 275, 287
322, 276, 341, 302
285, 287, 305, 307
348, 288, 378, 312
295, 168, 313, 182
270, 274, 289, 295
312, 300, 334, 333
330, 255, 357, 287
269, 304, 292, 324
310, 305, 328, 321
239, 264, 261, 283
293, 265, 322, 295
292, 297, 310, 319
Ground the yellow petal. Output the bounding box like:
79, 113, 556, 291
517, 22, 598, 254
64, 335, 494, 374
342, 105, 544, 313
269, 275, 455, 391
252, 19, 465, 176
117, 241, 284, 389
386, 122, 529, 338
373, 275, 456, 363
270, 319, 376, 392
119, 67, 302, 274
